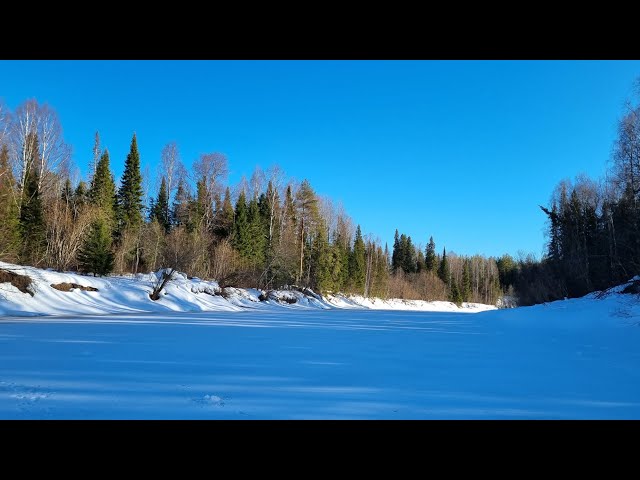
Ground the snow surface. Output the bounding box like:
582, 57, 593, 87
1, 277, 640, 418
0, 261, 493, 316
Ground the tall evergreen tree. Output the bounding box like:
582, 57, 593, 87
349, 225, 366, 292
425, 236, 436, 272
233, 190, 250, 259
246, 197, 266, 267
295, 180, 319, 284
150, 177, 171, 233
171, 179, 192, 229
391, 229, 400, 272
438, 247, 450, 285
213, 186, 235, 239
19, 134, 46, 265
89, 150, 117, 226
116, 134, 144, 232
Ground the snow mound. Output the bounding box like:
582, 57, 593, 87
0, 261, 496, 318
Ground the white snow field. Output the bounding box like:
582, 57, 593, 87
1, 261, 640, 419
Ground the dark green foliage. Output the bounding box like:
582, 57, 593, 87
116, 134, 144, 232
19, 134, 45, 265
233, 190, 250, 259
89, 150, 116, 224
425, 236, 436, 272
150, 177, 171, 233
349, 225, 366, 292
78, 218, 114, 276
171, 179, 192, 229
438, 247, 450, 285
213, 187, 235, 239
449, 281, 463, 306
391, 230, 418, 274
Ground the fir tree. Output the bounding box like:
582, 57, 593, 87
233, 190, 250, 258
19, 134, 45, 265
116, 134, 144, 232
391, 229, 400, 272
425, 236, 436, 272
438, 247, 450, 285
246, 197, 266, 267
89, 150, 117, 225
78, 218, 114, 276
449, 281, 463, 306
150, 177, 170, 233
349, 225, 366, 292
213, 187, 235, 239
171, 179, 192, 229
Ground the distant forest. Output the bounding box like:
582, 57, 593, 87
1, 78, 639, 306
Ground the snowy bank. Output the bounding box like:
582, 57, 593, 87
0, 261, 495, 318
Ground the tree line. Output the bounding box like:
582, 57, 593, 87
0, 97, 505, 304
494, 78, 640, 305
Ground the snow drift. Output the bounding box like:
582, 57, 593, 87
0, 261, 495, 317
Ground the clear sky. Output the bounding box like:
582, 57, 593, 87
1, 60, 639, 259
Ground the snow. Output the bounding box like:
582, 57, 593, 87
0, 261, 493, 316
2, 261, 640, 418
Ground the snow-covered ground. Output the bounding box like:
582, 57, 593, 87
2, 261, 640, 419
1, 279, 640, 418
0, 261, 493, 316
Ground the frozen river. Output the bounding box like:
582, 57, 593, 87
1, 305, 640, 419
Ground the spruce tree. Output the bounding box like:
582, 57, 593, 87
171, 179, 192, 229
89, 150, 117, 226
150, 176, 170, 233
349, 225, 366, 292
78, 218, 114, 276
19, 134, 46, 266
449, 281, 463, 306
247, 197, 266, 267
233, 190, 250, 258
116, 134, 144, 232
213, 186, 235, 239
391, 229, 400, 272
425, 236, 436, 272
438, 247, 450, 285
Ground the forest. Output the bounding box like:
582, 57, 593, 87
497, 80, 640, 305
2, 79, 639, 307
0, 99, 503, 305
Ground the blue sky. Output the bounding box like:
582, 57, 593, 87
1, 60, 639, 258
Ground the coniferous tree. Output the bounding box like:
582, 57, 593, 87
150, 177, 170, 233
233, 190, 250, 259
449, 281, 463, 305
438, 247, 450, 285
116, 134, 144, 232
172, 179, 192, 229
213, 186, 235, 239
246, 197, 266, 267
78, 218, 114, 276
19, 134, 46, 265
349, 225, 366, 292
295, 179, 319, 284
425, 236, 436, 272
89, 150, 117, 226
391, 229, 400, 272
